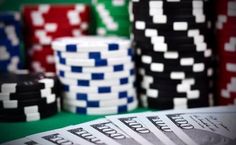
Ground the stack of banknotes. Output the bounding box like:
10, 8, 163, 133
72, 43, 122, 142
4, 106, 236, 145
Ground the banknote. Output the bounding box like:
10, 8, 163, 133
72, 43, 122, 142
106, 113, 167, 145
158, 106, 236, 145
85, 118, 141, 145
2, 138, 41, 145
138, 112, 186, 145
26, 127, 92, 145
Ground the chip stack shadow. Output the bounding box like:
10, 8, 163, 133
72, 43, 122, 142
131, 0, 215, 110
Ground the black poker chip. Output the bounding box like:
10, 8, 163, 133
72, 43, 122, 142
135, 48, 213, 60
132, 0, 211, 7
0, 100, 58, 115
131, 0, 214, 110
135, 42, 212, 53
140, 61, 213, 73
0, 105, 58, 122
141, 67, 213, 78
133, 26, 212, 37
0, 87, 57, 101
0, 96, 56, 109
0, 72, 60, 122
143, 96, 211, 110
0, 72, 58, 93
138, 74, 212, 85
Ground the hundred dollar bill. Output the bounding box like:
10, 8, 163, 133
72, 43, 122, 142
2, 138, 41, 145
26, 127, 94, 145
106, 113, 168, 145
62, 124, 106, 145
158, 106, 236, 145
84, 118, 141, 145
138, 112, 186, 145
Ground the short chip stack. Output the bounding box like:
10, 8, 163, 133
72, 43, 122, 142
131, 0, 214, 110
0, 71, 60, 122
0, 12, 24, 73
52, 36, 137, 115
22, 4, 90, 72
92, 0, 130, 37
216, 0, 236, 105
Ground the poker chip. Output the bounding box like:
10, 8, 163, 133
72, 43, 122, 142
63, 99, 138, 115
22, 4, 90, 72
131, 0, 215, 110
52, 36, 137, 115
0, 12, 24, 73
92, 0, 130, 37
0, 71, 60, 122
216, 0, 236, 105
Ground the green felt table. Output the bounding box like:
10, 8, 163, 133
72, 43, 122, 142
0, 108, 149, 144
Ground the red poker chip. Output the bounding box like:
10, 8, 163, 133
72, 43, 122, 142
218, 96, 236, 105
220, 52, 236, 58
217, 28, 236, 36
216, 0, 236, 15
219, 55, 236, 62
23, 5, 90, 27
25, 27, 88, 45
23, 4, 90, 72
216, 0, 228, 15
218, 77, 235, 87
28, 45, 55, 72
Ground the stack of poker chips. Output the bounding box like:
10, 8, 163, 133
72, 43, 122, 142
22, 4, 90, 72
0, 71, 60, 122
0, 12, 24, 73
216, 0, 236, 105
131, 0, 214, 110
52, 36, 137, 115
92, 0, 130, 37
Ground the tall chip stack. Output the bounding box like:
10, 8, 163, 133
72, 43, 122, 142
92, 0, 130, 37
0, 71, 60, 122
52, 36, 137, 115
22, 4, 90, 72
0, 12, 24, 73
216, 0, 236, 105
131, 0, 215, 110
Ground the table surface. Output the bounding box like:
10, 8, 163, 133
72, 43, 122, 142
0, 108, 149, 143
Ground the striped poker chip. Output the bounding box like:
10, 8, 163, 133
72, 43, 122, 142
216, 0, 236, 105
131, 0, 215, 110
92, 0, 130, 37
52, 36, 137, 115
0, 12, 24, 73
0, 71, 60, 122
22, 4, 90, 73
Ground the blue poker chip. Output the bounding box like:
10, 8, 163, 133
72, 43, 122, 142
63, 96, 135, 108
56, 63, 135, 73
62, 89, 136, 101
59, 75, 135, 86
0, 12, 23, 73
63, 99, 138, 115
55, 48, 133, 60
57, 68, 135, 80
62, 82, 135, 94
53, 36, 137, 115
52, 36, 131, 53
0, 12, 20, 22
55, 55, 133, 67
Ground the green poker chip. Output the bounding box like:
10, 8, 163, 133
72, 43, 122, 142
92, 0, 130, 37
